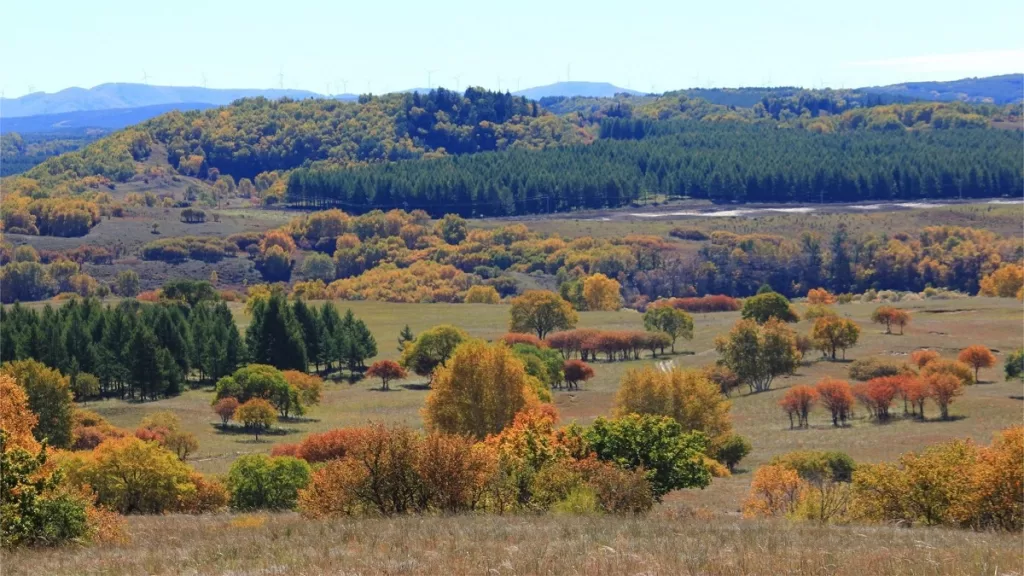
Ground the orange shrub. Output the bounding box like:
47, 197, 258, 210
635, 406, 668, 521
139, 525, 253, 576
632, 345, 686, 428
807, 288, 836, 305
863, 376, 903, 421
498, 333, 547, 348
295, 428, 369, 463
928, 373, 964, 420
743, 464, 805, 518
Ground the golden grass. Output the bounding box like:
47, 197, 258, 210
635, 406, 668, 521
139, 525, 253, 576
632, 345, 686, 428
3, 512, 1020, 576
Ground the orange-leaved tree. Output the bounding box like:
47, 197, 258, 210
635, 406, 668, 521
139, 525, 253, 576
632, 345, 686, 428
366, 360, 407, 391
779, 385, 817, 429
213, 397, 240, 427
958, 345, 996, 383
815, 377, 854, 427
910, 349, 941, 369
562, 359, 595, 390
927, 373, 963, 420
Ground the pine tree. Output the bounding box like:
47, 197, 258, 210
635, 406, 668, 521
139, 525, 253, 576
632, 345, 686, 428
292, 300, 323, 373
398, 324, 415, 353
245, 293, 307, 371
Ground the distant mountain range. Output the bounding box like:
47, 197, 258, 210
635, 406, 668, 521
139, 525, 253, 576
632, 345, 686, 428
861, 74, 1023, 105
0, 83, 328, 118
512, 81, 643, 99
1, 76, 1019, 135
0, 102, 219, 134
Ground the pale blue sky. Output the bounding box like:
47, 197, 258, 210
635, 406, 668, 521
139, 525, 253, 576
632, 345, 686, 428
3, 0, 1022, 97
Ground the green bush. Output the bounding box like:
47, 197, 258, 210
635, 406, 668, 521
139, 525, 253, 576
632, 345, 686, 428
226, 454, 311, 511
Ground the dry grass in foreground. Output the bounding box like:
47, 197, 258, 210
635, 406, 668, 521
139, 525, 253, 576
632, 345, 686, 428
3, 512, 1021, 576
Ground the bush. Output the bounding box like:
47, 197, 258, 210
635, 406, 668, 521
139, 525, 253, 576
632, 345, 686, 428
848, 357, 912, 381
655, 295, 740, 313
226, 454, 311, 511
142, 236, 235, 263
716, 434, 752, 472
669, 228, 709, 241
464, 284, 501, 304
585, 414, 712, 500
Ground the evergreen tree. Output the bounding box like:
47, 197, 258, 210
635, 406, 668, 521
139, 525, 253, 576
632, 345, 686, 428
245, 293, 307, 371
292, 300, 323, 373
398, 324, 415, 353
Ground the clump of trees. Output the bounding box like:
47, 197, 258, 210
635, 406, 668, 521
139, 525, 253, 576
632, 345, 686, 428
714, 318, 801, 393
746, 428, 1023, 531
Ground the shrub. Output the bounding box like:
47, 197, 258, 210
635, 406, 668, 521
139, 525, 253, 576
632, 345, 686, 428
742, 464, 804, 518
922, 359, 975, 386
1, 360, 74, 449
585, 414, 712, 500
464, 284, 501, 304
562, 359, 595, 391
65, 436, 195, 514
226, 454, 311, 511
716, 434, 752, 472
142, 236, 235, 263
741, 292, 800, 324
235, 399, 277, 440
910, 349, 941, 368
806, 288, 836, 305
498, 332, 546, 349
668, 228, 709, 241
848, 357, 912, 381
657, 295, 740, 313
213, 397, 240, 427
295, 428, 368, 463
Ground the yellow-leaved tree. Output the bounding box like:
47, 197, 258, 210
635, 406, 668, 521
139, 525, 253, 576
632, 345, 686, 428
423, 340, 540, 439
582, 273, 622, 311
508, 290, 578, 339
614, 365, 732, 453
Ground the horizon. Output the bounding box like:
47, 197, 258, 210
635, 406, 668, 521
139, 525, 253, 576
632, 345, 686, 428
2, 0, 1022, 99
6, 72, 1023, 102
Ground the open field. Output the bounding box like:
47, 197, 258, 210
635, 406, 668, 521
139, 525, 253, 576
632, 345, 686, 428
479, 201, 1024, 239
79, 296, 1023, 515
4, 511, 1021, 576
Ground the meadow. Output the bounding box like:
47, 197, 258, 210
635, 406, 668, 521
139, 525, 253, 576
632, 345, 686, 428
78, 296, 1023, 513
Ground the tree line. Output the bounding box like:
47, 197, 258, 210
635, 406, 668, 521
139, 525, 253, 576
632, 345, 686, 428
0, 287, 376, 400
286, 122, 1022, 216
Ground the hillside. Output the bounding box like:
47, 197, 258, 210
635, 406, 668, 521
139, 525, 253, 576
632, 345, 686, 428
0, 83, 321, 117
861, 74, 1024, 105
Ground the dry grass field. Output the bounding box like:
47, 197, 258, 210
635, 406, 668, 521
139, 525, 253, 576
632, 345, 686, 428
5, 511, 1022, 576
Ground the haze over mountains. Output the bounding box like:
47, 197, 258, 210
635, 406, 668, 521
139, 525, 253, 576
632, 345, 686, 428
1, 76, 1019, 135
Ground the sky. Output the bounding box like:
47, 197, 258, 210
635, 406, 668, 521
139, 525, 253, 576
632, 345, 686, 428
2, 0, 1022, 98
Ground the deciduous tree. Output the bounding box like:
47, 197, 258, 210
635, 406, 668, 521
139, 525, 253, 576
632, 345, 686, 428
815, 377, 854, 427
235, 398, 277, 440
424, 340, 540, 439
582, 273, 622, 311
642, 306, 694, 353
958, 345, 996, 382
779, 385, 816, 428
714, 318, 800, 393
811, 315, 860, 360
366, 360, 407, 391
508, 290, 578, 339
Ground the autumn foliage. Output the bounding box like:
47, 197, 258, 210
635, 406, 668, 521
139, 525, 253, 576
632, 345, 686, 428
779, 386, 817, 429
957, 345, 996, 382
423, 340, 541, 439
815, 378, 854, 427
365, 360, 407, 391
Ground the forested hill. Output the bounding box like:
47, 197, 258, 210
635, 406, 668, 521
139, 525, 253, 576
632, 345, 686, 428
2, 86, 1022, 237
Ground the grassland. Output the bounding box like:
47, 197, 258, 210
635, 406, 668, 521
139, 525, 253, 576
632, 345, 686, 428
5, 512, 1022, 576
81, 296, 1023, 512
